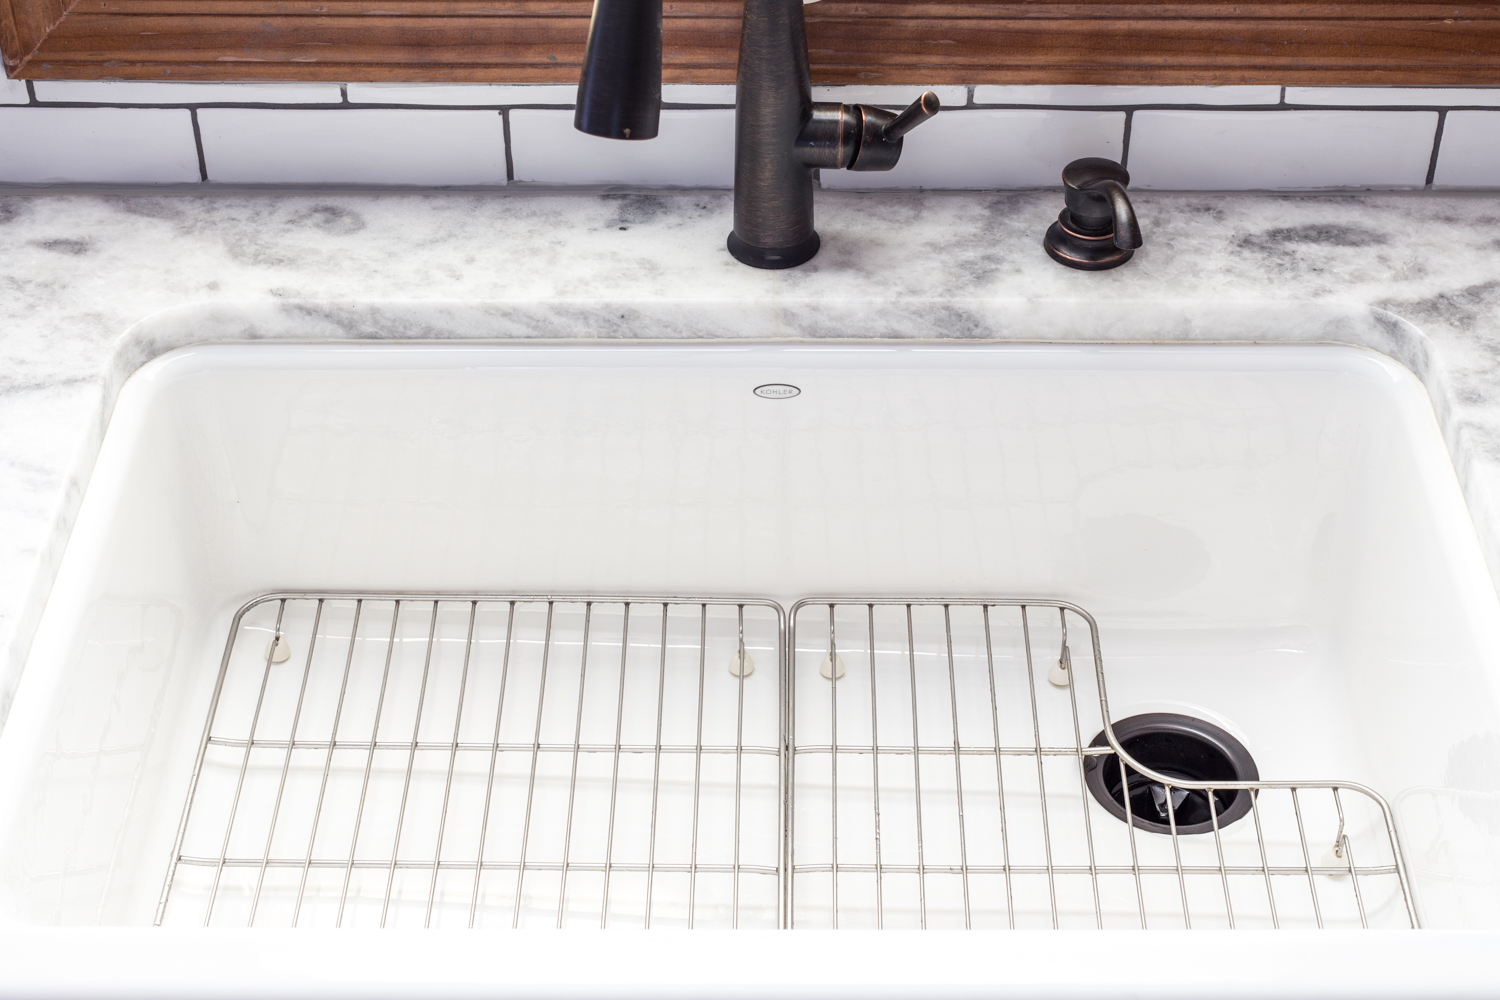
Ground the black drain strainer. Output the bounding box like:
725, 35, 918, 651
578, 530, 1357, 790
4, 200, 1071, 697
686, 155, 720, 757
1084, 713, 1259, 835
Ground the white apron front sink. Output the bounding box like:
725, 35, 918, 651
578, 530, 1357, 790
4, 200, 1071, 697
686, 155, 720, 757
2, 341, 1498, 997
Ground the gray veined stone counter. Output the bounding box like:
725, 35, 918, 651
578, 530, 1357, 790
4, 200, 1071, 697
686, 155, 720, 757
2, 186, 1499, 722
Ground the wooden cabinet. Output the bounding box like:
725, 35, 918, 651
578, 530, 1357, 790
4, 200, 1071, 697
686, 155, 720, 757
4, 0, 1499, 83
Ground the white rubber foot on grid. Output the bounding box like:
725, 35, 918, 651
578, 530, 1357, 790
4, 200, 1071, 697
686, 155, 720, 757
1321, 842, 1350, 879
265, 636, 291, 664
820, 653, 846, 680
729, 650, 754, 677
1048, 656, 1071, 687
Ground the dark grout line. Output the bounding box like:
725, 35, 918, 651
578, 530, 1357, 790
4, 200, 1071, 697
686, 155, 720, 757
189, 108, 209, 183
1426, 110, 1447, 188
28, 101, 353, 111
502, 109, 515, 183
1120, 109, 1134, 169
340, 84, 349, 105
1282, 103, 1490, 112
13, 97, 1500, 114
1280, 86, 1287, 106
969, 103, 1286, 112
3, 181, 1481, 197
26, 80, 36, 105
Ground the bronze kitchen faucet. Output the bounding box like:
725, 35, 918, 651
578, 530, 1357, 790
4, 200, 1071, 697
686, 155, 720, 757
572, 0, 940, 269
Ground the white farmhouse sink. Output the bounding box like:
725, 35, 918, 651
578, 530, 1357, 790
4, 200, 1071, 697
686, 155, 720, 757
2, 341, 1499, 997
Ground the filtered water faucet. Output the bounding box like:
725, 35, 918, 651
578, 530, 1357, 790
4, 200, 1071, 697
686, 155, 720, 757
574, 0, 940, 269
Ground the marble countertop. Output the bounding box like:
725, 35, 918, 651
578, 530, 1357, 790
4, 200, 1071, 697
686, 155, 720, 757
2, 186, 1499, 721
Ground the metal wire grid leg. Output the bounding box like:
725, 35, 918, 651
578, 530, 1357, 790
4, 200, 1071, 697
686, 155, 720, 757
157, 594, 784, 929
787, 599, 1418, 930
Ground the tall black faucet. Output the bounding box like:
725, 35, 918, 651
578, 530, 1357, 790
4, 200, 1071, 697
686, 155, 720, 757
574, 0, 939, 269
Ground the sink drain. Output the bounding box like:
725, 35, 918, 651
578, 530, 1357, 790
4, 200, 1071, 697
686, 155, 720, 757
1084, 713, 1259, 835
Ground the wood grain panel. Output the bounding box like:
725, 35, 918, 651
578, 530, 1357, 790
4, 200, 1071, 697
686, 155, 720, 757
7, 0, 1500, 83
62, 0, 1500, 14
1, 0, 68, 67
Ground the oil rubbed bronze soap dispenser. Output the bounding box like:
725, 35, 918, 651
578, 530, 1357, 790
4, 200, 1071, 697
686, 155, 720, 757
573, 0, 941, 269
1043, 157, 1144, 270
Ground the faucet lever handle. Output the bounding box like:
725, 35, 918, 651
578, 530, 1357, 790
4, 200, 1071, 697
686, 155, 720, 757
795, 92, 942, 172
884, 91, 940, 141
846, 91, 941, 172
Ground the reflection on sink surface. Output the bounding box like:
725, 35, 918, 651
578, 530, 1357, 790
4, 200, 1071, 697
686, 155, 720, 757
3, 342, 1500, 959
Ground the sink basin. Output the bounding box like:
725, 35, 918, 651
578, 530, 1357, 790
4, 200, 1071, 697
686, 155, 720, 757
3, 340, 1499, 995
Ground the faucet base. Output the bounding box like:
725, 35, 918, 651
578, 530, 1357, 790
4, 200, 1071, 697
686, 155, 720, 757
728, 230, 820, 269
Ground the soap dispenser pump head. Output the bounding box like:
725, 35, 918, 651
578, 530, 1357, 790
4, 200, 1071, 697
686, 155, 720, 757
1061, 157, 1141, 250
1044, 156, 1143, 270
573, 0, 663, 140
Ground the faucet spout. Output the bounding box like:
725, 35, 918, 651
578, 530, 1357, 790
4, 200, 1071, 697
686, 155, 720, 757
1091, 178, 1142, 250
574, 0, 662, 140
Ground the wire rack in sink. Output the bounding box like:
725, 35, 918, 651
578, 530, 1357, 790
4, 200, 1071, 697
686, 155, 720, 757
787, 598, 1416, 930
156, 593, 1416, 930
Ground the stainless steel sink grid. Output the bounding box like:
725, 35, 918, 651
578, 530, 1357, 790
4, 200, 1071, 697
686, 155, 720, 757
156, 595, 785, 929
789, 599, 1416, 930
158, 591, 1415, 931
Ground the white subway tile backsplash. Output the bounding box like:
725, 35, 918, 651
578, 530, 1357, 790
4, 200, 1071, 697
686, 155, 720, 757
346, 83, 577, 106
974, 85, 1281, 107
662, 85, 737, 105
1433, 111, 1500, 187
0, 82, 1494, 190
1287, 87, 1500, 107
820, 109, 1122, 189
509, 109, 735, 186
197, 109, 506, 184
809, 85, 968, 107
0, 108, 199, 183
32, 81, 341, 104
1128, 110, 1436, 189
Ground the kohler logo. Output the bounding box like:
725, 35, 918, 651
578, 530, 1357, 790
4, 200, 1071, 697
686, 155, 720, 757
754, 384, 800, 399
